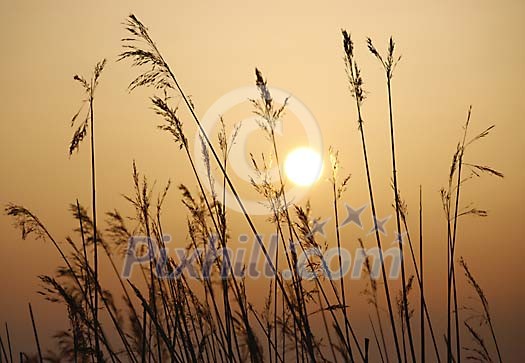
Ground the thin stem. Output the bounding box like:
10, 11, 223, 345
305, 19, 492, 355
4, 323, 12, 363
269, 128, 318, 362
369, 316, 385, 363
400, 210, 441, 362
357, 90, 402, 363
386, 77, 416, 363
220, 151, 234, 363
332, 179, 351, 351
75, 200, 95, 363
450, 256, 459, 360
0, 335, 8, 363
319, 291, 338, 363
449, 107, 472, 363
28, 303, 43, 363
89, 80, 101, 361
419, 186, 425, 363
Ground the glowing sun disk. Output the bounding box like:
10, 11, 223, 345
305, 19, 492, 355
284, 147, 322, 186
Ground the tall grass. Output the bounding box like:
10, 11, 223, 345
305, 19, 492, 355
28, 303, 43, 363
440, 108, 503, 362
69, 59, 107, 361
2, 14, 506, 363
341, 29, 402, 362
367, 36, 416, 363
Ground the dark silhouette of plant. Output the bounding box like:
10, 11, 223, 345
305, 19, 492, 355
341, 29, 402, 362
69, 59, 107, 361
440, 107, 503, 362
367, 37, 416, 363
460, 258, 502, 363
1, 15, 508, 363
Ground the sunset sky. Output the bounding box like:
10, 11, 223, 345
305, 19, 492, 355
1, 0, 524, 360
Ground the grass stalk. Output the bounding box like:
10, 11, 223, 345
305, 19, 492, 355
4, 323, 12, 363
399, 199, 441, 362
369, 316, 385, 363
28, 304, 43, 363
367, 36, 416, 363
72, 202, 137, 362
341, 29, 402, 362
68, 60, 107, 361
0, 335, 7, 363
460, 258, 503, 363
88, 79, 101, 362
448, 107, 472, 363
329, 147, 352, 353
419, 186, 425, 363
75, 200, 95, 363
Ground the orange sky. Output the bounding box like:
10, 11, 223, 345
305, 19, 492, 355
1, 0, 524, 359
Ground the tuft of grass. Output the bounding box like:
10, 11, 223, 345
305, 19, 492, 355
460, 258, 502, 363
440, 107, 503, 363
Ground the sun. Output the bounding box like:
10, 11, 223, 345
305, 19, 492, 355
284, 147, 323, 187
